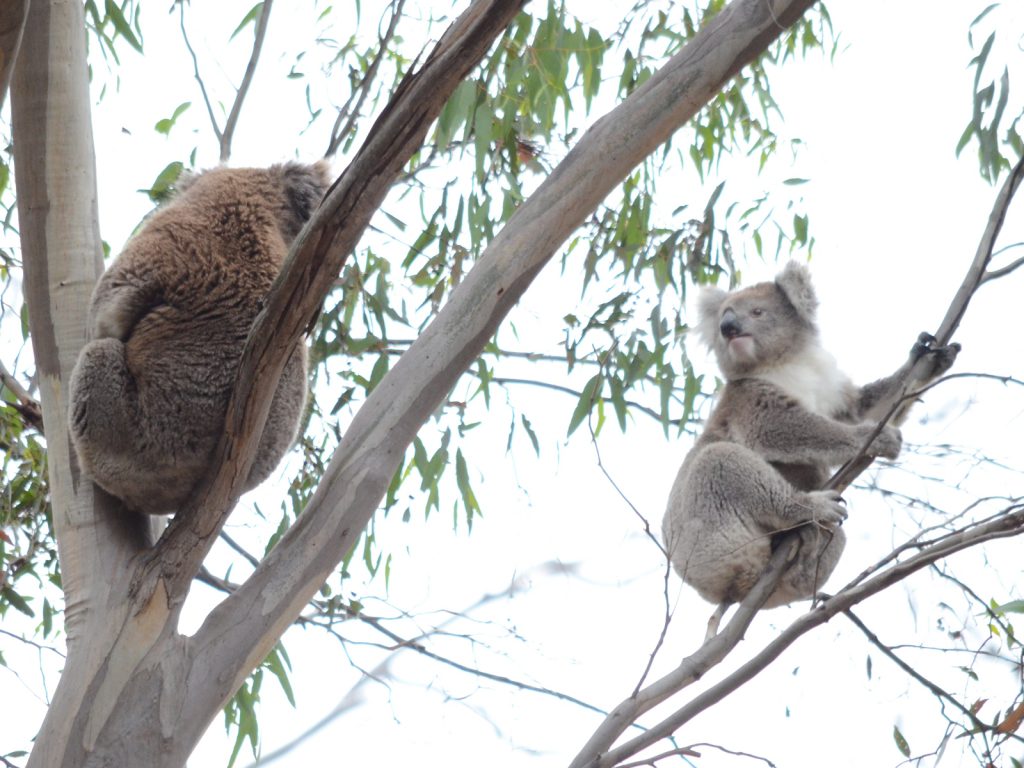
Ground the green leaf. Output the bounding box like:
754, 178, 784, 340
455, 449, 481, 529
567, 374, 602, 436
104, 0, 142, 53
520, 415, 540, 456
892, 725, 910, 758
230, 3, 265, 41
144, 161, 184, 202
995, 599, 1024, 614
263, 643, 295, 707
154, 102, 191, 136
2, 587, 34, 617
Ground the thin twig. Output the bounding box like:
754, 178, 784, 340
827, 151, 1024, 493
0, 360, 43, 433
843, 609, 1001, 744
585, 505, 1024, 768
220, 0, 274, 162
326, 0, 407, 158
179, 2, 222, 143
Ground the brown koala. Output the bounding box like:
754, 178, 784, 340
662, 262, 959, 608
68, 162, 330, 514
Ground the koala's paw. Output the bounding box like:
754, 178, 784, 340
911, 332, 961, 379
804, 490, 848, 529
859, 423, 902, 460
873, 424, 902, 459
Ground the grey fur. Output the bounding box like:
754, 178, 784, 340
663, 262, 960, 608
69, 161, 330, 514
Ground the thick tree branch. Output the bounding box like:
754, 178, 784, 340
144, 0, 528, 610
185, 0, 825, 709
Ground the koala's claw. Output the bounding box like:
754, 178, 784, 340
805, 489, 848, 528
911, 332, 937, 358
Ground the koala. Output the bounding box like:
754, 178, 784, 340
662, 262, 959, 609
68, 161, 330, 514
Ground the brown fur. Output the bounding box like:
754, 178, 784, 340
69, 162, 330, 514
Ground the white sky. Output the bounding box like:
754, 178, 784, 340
3, 1, 1024, 767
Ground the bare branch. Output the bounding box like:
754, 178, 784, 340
220, 0, 274, 162
981, 250, 1024, 283
843, 609, 998, 742
828, 151, 1024, 492
179, 2, 222, 144
584, 505, 1024, 768
0, 360, 44, 433
142, 0, 528, 611
326, 0, 408, 158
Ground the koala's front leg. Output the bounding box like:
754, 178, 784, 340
744, 396, 902, 466
858, 332, 961, 423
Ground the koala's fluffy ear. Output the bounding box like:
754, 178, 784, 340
275, 160, 332, 224
775, 261, 818, 323
694, 286, 728, 349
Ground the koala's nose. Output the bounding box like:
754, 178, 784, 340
720, 309, 742, 339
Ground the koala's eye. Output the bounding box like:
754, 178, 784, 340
751, 308, 764, 317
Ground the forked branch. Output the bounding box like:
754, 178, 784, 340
568, 152, 1024, 768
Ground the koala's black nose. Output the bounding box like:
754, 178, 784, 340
720, 308, 742, 339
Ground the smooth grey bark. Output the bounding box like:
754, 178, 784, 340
18, 1, 526, 766
12, 2, 160, 766
17, 0, 828, 765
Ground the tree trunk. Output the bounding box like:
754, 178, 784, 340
15, 0, 820, 765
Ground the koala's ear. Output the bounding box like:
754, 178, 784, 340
274, 161, 332, 224
694, 287, 728, 348
775, 261, 818, 323
171, 167, 205, 198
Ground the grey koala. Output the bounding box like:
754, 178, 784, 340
662, 262, 959, 609
69, 162, 330, 514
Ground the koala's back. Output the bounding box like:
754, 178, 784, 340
70, 163, 327, 514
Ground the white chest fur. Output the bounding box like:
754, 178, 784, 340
755, 343, 852, 417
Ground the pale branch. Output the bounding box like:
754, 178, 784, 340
219, 0, 274, 163
179, 2, 222, 144
0, 359, 44, 433
585, 419, 674, 695
984, 260, 1024, 284
567, 538, 797, 768
828, 151, 1024, 493
838, 496, 1015, 593
142, 0, 529, 612
0, 0, 29, 111
180, 0, 825, 749
582, 505, 1024, 768
326, 0, 408, 158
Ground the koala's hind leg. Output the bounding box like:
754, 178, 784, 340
766, 521, 846, 608
69, 338, 141, 454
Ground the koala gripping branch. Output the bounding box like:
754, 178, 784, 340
827, 150, 1024, 494
143, 0, 528, 604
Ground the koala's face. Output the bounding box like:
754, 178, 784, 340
695, 263, 819, 379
